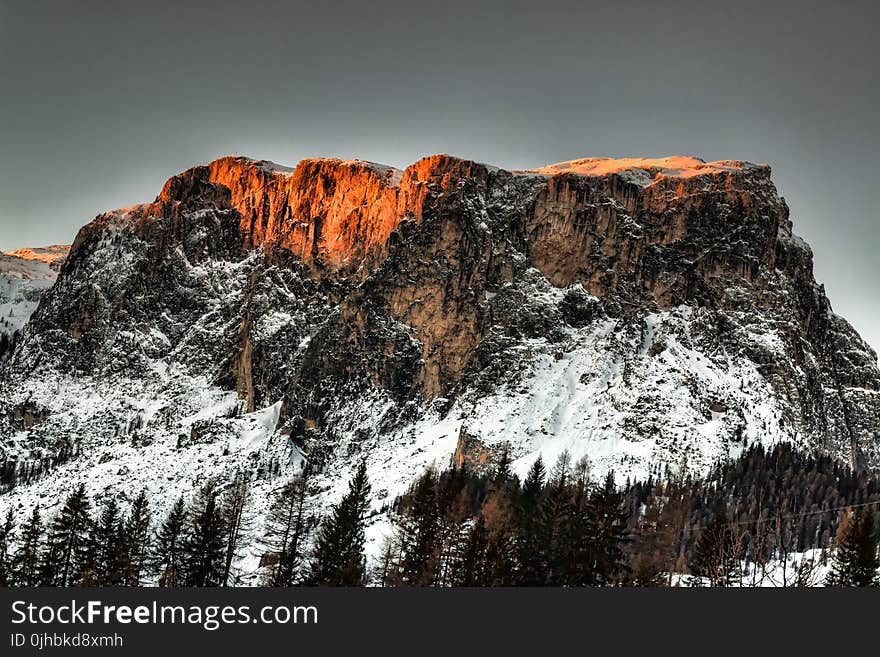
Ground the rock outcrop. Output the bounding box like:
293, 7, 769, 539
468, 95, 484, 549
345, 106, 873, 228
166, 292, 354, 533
1, 154, 878, 546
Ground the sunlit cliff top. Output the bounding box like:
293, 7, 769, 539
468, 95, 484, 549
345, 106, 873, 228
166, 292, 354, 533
526, 156, 765, 178
2, 245, 70, 264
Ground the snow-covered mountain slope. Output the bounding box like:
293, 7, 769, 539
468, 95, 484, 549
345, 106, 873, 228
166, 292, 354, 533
0, 245, 69, 344
3, 245, 69, 266
0, 154, 877, 577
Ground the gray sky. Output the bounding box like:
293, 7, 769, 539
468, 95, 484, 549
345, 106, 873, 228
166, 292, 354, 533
1, 0, 877, 350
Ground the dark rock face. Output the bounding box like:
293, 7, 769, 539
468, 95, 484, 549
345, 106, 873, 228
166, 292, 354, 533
3, 153, 879, 478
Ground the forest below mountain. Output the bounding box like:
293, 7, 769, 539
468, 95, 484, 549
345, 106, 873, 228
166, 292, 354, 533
0, 443, 877, 588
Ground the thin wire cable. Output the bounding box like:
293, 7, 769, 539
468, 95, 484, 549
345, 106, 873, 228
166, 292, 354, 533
726, 498, 880, 529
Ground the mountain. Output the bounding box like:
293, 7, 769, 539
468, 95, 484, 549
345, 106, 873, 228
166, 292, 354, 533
2, 246, 69, 267
0, 245, 69, 354
0, 154, 877, 575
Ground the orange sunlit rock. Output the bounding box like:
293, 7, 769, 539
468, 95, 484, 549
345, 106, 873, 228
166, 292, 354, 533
98, 153, 768, 287
2, 245, 70, 265
149, 153, 504, 273
528, 156, 761, 181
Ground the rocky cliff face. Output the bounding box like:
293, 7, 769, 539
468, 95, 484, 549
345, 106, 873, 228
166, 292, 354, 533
1, 153, 878, 572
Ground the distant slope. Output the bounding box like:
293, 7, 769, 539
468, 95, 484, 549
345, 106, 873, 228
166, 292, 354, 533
0, 245, 69, 345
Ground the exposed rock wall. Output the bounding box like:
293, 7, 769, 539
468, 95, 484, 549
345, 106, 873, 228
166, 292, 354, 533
4, 153, 879, 474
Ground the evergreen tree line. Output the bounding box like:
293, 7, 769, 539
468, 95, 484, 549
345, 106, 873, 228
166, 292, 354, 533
375, 450, 630, 586
0, 444, 876, 587
622, 443, 880, 585
377, 444, 878, 587
0, 461, 374, 588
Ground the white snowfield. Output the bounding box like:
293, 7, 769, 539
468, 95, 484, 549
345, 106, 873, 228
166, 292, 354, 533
672, 548, 832, 587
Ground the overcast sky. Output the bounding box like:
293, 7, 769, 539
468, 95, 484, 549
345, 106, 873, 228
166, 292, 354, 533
1, 0, 877, 350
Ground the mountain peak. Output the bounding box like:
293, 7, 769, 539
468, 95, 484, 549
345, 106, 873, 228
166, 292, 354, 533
526, 156, 769, 182
1, 244, 70, 266
187, 153, 769, 190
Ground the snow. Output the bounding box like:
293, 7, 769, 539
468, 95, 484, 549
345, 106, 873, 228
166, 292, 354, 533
241, 400, 282, 449
253, 159, 295, 175
424, 304, 789, 483
1, 245, 69, 265
672, 548, 832, 587
254, 310, 296, 341
0, 366, 294, 579
523, 156, 766, 187
0, 249, 66, 339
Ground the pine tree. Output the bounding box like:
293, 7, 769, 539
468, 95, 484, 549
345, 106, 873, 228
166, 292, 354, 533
309, 461, 371, 586
480, 457, 519, 585
434, 478, 471, 587
263, 466, 314, 586
220, 473, 252, 586
484, 532, 517, 585
493, 449, 514, 490
540, 452, 574, 585
0, 509, 14, 586
121, 490, 151, 586
394, 468, 440, 585
13, 507, 43, 586
84, 498, 125, 585
182, 486, 228, 587
588, 472, 629, 586
457, 514, 490, 586
854, 510, 879, 586
690, 510, 739, 587
565, 456, 596, 586
153, 497, 187, 587
41, 483, 92, 586
516, 457, 546, 585
826, 508, 879, 587
627, 493, 674, 587
375, 535, 400, 587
